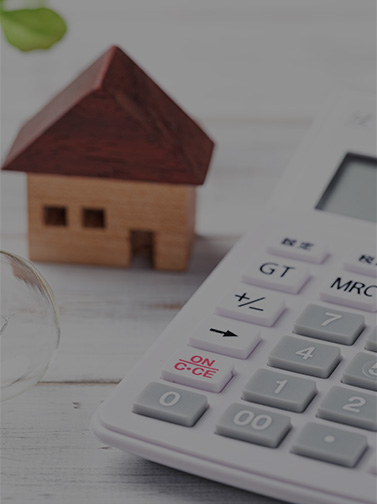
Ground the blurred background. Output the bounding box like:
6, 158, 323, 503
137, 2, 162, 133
2, 0, 376, 242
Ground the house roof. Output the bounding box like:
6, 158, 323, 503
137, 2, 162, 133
2, 46, 214, 185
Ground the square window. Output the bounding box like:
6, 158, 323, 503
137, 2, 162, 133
43, 206, 67, 226
82, 208, 106, 229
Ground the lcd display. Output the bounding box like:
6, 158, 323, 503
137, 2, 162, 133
316, 153, 377, 223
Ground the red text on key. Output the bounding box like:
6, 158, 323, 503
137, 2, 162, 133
174, 354, 219, 379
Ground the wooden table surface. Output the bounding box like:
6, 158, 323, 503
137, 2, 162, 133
1, 1, 375, 503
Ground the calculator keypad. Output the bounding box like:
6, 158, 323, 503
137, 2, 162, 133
242, 369, 317, 412
132, 232, 376, 472
216, 285, 286, 327
342, 352, 377, 391
242, 257, 310, 294
291, 422, 368, 468
216, 403, 291, 447
268, 335, 341, 378
133, 382, 208, 426
317, 386, 377, 431
161, 348, 234, 393
294, 304, 365, 345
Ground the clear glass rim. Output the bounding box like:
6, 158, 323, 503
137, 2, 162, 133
0, 250, 61, 346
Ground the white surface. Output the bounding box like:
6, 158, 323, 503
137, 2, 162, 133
266, 238, 328, 264
1, 2, 376, 503
91, 93, 377, 504
343, 250, 377, 278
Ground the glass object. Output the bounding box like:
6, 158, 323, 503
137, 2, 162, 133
0, 251, 60, 400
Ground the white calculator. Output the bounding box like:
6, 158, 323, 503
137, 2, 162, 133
91, 92, 377, 504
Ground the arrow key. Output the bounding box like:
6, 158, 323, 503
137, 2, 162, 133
189, 315, 261, 359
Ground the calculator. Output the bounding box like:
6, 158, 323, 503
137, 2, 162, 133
90, 92, 377, 504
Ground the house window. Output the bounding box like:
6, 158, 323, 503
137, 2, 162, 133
82, 208, 106, 229
43, 206, 67, 226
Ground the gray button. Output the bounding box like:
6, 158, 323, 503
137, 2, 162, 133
242, 369, 317, 412
291, 422, 368, 467
268, 335, 341, 378
133, 382, 208, 427
365, 327, 377, 352
294, 304, 365, 345
342, 352, 377, 391
369, 455, 377, 475
216, 403, 291, 447
317, 385, 377, 431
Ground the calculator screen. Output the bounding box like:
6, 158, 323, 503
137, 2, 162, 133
316, 153, 377, 223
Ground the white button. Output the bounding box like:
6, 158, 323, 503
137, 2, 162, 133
267, 236, 327, 264
242, 256, 310, 294
161, 348, 234, 392
189, 315, 261, 359
319, 272, 377, 312
343, 250, 377, 278
216, 284, 286, 327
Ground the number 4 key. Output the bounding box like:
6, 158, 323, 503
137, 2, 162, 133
268, 335, 341, 378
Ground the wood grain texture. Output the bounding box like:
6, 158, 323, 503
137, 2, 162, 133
2, 46, 214, 186
27, 174, 196, 270
1, 384, 279, 504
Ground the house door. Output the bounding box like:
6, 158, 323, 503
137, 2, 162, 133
130, 230, 154, 265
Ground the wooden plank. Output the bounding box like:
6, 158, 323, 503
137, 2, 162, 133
1, 383, 273, 504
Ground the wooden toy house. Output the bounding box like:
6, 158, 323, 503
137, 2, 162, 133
2, 46, 214, 270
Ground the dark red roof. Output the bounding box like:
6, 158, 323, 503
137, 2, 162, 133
2, 46, 214, 185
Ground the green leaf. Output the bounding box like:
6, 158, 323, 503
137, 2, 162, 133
0, 8, 67, 51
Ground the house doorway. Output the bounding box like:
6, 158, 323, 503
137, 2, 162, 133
130, 230, 154, 266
